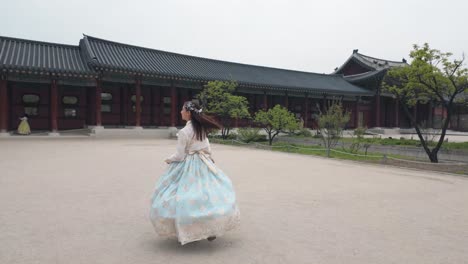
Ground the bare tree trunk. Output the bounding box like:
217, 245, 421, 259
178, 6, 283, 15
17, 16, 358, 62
221, 117, 232, 139
269, 131, 279, 146
402, 103, 435, 161
401, 100, 454, 163
268, 130, 274, 145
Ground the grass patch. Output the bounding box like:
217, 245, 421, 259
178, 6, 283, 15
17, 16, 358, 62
270, 142, 419, 162
287, 134, 468, 151
211, 139, 419, 163
211, 139, 468, 175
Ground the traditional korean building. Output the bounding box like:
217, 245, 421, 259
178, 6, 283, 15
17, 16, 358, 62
334, 50, 408, 128
0, 35, 465, 135
334, 50, 468, 131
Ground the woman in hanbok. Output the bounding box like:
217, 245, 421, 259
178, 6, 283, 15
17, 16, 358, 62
150, 101, 240, 245
17, 114, 31, 135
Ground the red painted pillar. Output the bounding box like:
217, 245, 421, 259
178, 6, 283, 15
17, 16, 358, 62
354, 99, 359, 128
50, 79, 58, 132
157, 89, 163, 126
149, 87, 154, 126
135, 78, 141, 127
375, 92, 381, 127
95, 79, 102, 126
120, 86, 128, 126
0, 78, 8, 132
170, 85, 177, 127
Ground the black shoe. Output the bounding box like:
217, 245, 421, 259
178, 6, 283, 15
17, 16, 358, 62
207, 236, 216, 242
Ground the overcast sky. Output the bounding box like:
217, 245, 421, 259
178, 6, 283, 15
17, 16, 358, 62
1, 0, 467, 73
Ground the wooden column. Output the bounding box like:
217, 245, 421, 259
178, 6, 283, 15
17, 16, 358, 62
375, 91, 381, 127
395, 99, 400, 127
50, 79, 58, 132
263, 91, 268, 109
170, 84, 177, 127
86, 87, 95, 126
135, 78, 142, 127
95, 79, 102, 126
0, 78, 8, 132
304, 93, 309, 128
149, 87, 154, 127
158, 89, 164, 126
355, 96, 360, 128
0, 79, 8, 133
154, 88, 161, 126
120, 85, 128, 126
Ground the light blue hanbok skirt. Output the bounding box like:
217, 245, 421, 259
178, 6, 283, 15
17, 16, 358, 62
150, 153, 240, 245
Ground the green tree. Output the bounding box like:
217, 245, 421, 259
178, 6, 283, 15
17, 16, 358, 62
254, 105, 299, 145
318, 103, 350, 157
383, 43, 468, 163
197, 80, 251, 139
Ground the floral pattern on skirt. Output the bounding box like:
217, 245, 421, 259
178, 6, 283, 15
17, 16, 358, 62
150, 154, 240, 245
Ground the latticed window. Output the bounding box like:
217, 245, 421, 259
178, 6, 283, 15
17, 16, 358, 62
131, 95, 144, 112
101, 93, 112, 113
64, 108, 77, 117
101, 105, 111, 113
22, 94, 40, 116
62, 96, 79, 118
24, 107, 38, 116
101, 93, 113, 101
23, 94, 40, 103
163, 97, 171, 114
62, 96, 78, 105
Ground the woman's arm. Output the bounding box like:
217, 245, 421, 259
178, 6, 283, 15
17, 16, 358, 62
165, 131, 188, 164
206, 138, 214, 163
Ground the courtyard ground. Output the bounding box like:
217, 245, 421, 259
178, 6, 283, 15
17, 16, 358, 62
0, 138, 467, 264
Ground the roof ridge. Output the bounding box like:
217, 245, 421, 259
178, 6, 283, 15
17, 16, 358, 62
355, 52, 406, 64
344, 68, 387, 78
0, 35, 79, 49
83, 34, 333, 77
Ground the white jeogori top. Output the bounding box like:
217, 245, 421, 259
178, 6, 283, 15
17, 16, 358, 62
166, 120, 212, 163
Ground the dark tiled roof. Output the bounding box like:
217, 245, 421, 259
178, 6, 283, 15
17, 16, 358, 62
81, 35, 372, 95
344, 69, 388, 83
334, 50, 407, 74
0, 36, 95, 76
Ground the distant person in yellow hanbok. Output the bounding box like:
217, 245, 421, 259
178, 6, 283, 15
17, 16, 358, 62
17, 114, 31, 135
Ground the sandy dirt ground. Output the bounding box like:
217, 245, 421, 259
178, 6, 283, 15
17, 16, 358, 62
1, 138, 467, 264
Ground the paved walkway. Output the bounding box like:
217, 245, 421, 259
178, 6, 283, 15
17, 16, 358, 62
1, 138, 467, 264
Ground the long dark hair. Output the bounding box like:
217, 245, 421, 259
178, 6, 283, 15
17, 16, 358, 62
183, 101, 222, 141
